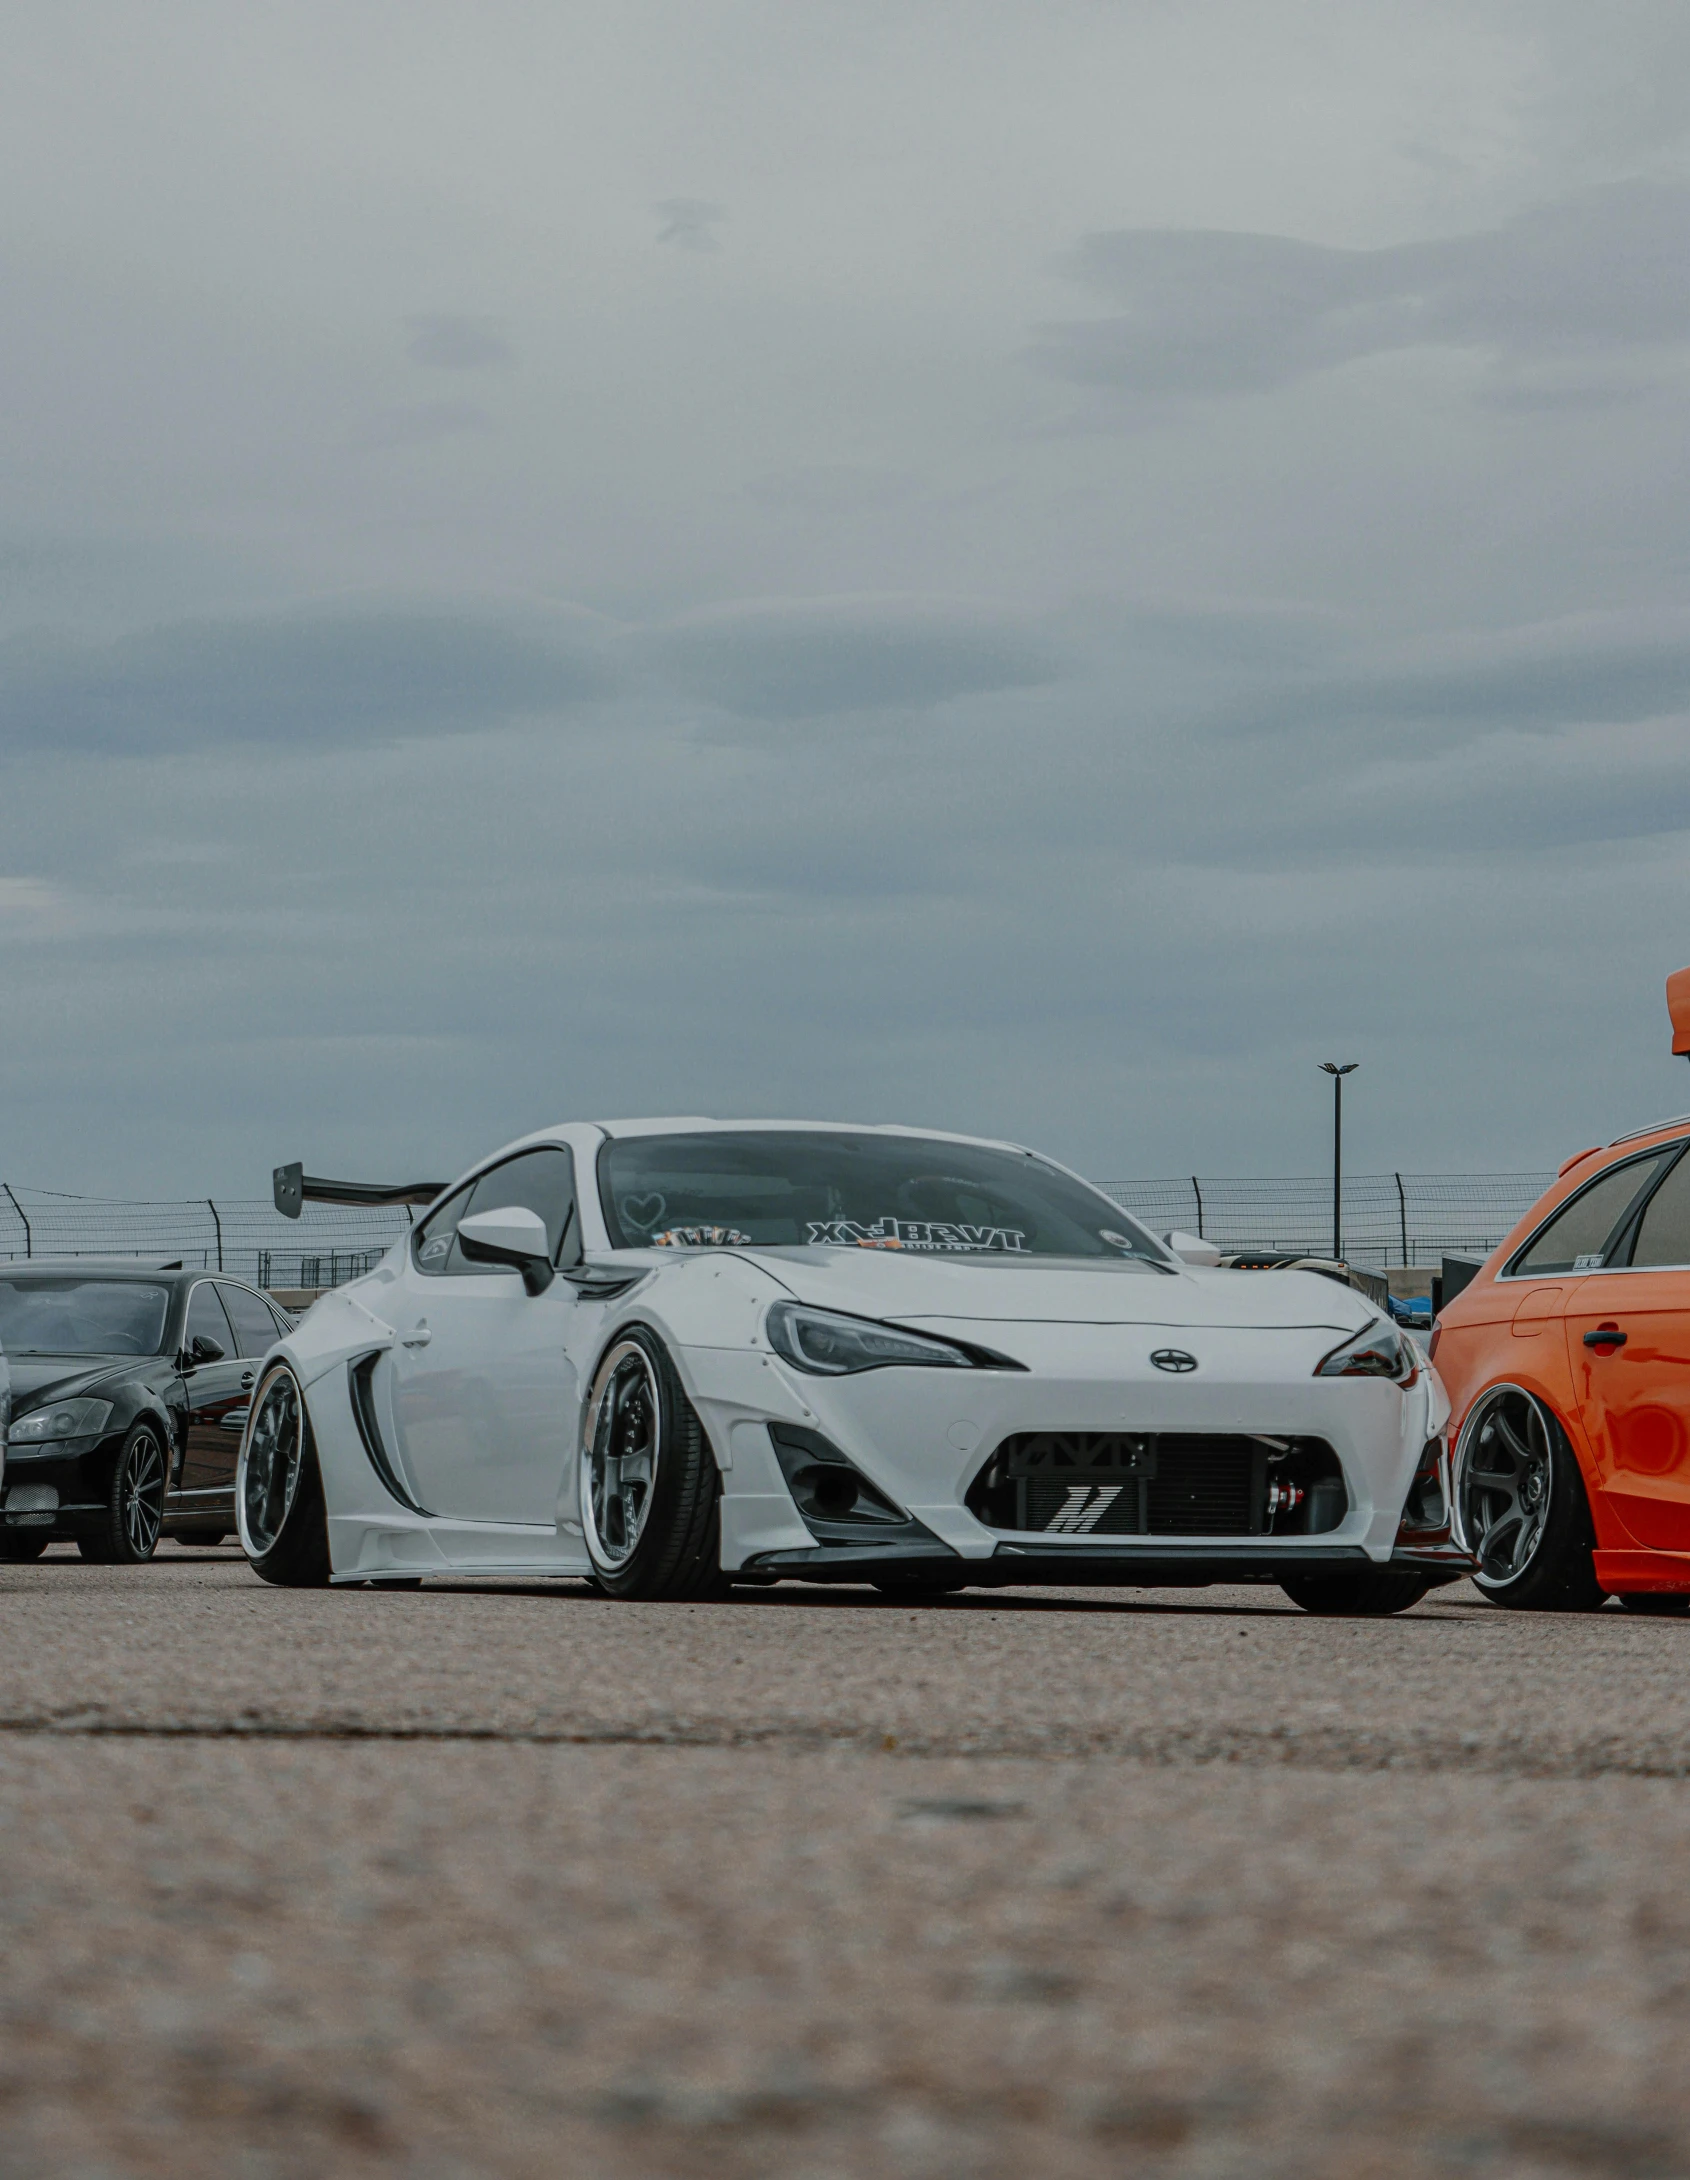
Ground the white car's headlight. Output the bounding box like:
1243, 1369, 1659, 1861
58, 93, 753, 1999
767, 1301, 1015, 1376
1313, 1321, 1418, 1385
9, 1397, 114, 1444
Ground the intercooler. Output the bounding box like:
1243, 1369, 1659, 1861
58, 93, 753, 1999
966, 1431, 1348, 1539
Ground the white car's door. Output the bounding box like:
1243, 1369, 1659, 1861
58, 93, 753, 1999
388, 1146, 581, 1525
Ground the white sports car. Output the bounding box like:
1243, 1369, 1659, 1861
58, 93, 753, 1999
238, 1120, 1470, 1612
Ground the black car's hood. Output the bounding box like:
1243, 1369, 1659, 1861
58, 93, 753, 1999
5, 1354, 157, 1412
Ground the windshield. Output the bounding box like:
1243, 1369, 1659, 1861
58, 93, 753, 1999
0, 1278, 171, 1356
598, 1132, 1167, 1261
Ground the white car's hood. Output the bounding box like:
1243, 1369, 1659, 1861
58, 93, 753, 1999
729, 1247, 1370, 1333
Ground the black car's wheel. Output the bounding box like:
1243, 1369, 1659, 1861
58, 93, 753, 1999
239, 1365, 331, 1588
580, 1329, 723, 1600
1279, 1566, 1431, 1616
0, 1530, 50, 1562
1620, 1592, 1690, 1616
1456, 1385, 1604, 1611
81, 1423, 167, 1565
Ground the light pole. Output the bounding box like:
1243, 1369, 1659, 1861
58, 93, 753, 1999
1319, 1062, 1358, 1262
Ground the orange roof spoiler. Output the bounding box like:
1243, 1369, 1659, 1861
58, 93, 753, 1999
1670, 967, 1690, 1058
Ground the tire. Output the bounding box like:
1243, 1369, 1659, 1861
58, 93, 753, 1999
1620, 1593, 1690, 1616
1279, 1566, 1431, 1616
580, 1328, 724, 1601
238, 1364, 331, 1588
176, 1528, 228, 1546
1456, 1385, 1604, 1611
83, 1422, 168, 1565
0, 1530, 50, 1561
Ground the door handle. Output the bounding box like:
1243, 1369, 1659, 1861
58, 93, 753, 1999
241, 1372, 254, 1388
1583, 1327, 1627, 1349
401, 1326, 432, 1348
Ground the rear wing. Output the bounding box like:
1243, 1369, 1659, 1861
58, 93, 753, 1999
272, 1163, 447, 1220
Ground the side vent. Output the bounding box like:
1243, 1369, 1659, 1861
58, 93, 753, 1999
348, 1351, 432, 1516
561, 1262, 650, 1301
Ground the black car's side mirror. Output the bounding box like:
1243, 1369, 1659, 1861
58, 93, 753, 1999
186, 1334, 226, 1366
456, 1206, 555, 1295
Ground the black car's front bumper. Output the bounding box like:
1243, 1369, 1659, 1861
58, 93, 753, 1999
3, 1434, 117, 1534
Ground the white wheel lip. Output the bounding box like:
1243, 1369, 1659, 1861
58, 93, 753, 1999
1452, 1380, 1558, 1589
237, 1362, 306, 1561
580, 1338, 663, 1573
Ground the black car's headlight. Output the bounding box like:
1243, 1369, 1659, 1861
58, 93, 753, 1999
1314, 1321, 1418, 1385
9, 1397, 114, 1444
766, 1301, 1017, 1376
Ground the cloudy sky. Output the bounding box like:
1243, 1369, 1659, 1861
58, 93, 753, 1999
5, 0, 1690, 1197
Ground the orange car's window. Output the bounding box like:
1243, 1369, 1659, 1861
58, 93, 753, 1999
1629, 1150, 1690, 1268
1511, 1152, 1673, 1276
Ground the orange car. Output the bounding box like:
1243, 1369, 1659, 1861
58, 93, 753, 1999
1434, 969, 1690, 1613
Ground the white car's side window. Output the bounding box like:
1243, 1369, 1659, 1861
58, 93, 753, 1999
458, 1148, 577, 1275
410, 1151, 578, 1279
411, 1186, 474, 1277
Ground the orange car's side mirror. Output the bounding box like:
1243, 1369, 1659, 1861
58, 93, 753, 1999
1668, 965, 1690, 1058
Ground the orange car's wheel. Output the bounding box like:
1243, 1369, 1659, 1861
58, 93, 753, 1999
1456, 1385, 1603, 1611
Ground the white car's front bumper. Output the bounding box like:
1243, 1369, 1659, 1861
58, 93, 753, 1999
681, 1321, 1467, 1583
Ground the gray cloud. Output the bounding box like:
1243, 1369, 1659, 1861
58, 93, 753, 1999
654, 199, 725, 251
7, 4, 1690, 1194
1039, 183, 1690, 396
645, 599, 1060, 720
1231, 613, 1690, 743
404, 314, 515, 369
356, 399, 492, 452
0, 607, 610, 752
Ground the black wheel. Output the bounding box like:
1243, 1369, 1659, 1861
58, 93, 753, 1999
1620, 1593, 1690, 1616
1456, 1385, 1604, 1610
238, 1364, 331, 1588
580, 1328, 723, 1600
176, 1528, 228, 1546
84, 1423, 168, 1565
1279, 1566, 1431, 1616
0, 1530, 50, 1561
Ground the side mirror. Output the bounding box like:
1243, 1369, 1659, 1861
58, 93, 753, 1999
457, 1206, 555, 1295
1163, 1230, 1221, 1268
187, 1334, 227, 1366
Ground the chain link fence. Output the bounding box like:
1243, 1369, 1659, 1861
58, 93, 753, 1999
1099, 1173, 1552, 1272
0, 1186, 412, 1290
0, 1171, 1553, 1291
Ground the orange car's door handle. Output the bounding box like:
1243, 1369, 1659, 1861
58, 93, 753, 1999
1583, 1328, 1628, 1349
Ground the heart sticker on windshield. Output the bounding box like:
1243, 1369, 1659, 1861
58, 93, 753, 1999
622, 1193, 667, 1232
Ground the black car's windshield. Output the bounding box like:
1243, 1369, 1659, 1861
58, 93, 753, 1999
0, 1279, 171, 1356
598, 1132, 1167, 1262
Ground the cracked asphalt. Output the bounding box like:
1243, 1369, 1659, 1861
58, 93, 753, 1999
5, 1548, 1690, 2178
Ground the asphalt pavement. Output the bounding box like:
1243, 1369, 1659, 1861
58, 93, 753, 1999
4, 1546, 1689, 2178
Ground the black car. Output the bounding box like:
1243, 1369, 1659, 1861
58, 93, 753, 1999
0, 1263, 293, 1562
